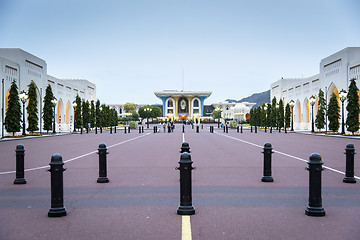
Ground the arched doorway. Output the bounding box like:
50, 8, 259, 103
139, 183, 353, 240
178, 97, 189, 120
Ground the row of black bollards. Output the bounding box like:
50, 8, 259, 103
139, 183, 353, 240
177, 142, 195, 215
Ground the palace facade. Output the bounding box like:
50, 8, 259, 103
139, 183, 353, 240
271, 47, 360, 131
154, 90, 212, 121
0, 48, 96, 136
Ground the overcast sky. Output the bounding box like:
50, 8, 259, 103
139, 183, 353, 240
1, 0, 360, 105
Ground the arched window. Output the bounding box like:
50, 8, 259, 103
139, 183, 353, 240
193, 99, 199, 107
168, 100, 173, 107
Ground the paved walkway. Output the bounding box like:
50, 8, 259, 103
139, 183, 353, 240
0, 125, 359, 239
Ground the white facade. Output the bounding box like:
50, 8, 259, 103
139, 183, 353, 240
212, 102, 256, 122
271, 47, 360, 131
0, 48, 96, 135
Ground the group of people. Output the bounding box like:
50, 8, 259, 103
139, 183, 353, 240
157, 122, 175, 133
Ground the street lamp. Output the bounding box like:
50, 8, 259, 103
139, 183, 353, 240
51, 98, 57, 134
309, 95, 316, 133
19, 91, 28, 136
73, 101, 77, 132
289, 100, 295, 131
144, 107, 152, 128
339, 89, 347, 135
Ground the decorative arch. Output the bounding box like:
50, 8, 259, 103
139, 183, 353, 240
57, 98, 65, 131
65, 100, 72, 131
294, 99, 301, 130
191, 97, 201, 118
303, 98, 310, 130
328, 82, 339, 103
165, 97, 176, 117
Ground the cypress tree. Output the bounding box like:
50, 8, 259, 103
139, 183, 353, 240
82, 100, 90, 129
74, 95, 82, 131
95, 99, 101, 128
26, 81, 39, 133
5, 81, 22, 136
266, 103, 272, 128
315, 89, 326, 131
261, 103, 266, 127
328, 93, 340, 132
249, 108, 254, 126
346, 78, 360, 134
90, 100, 95, 128
43, 85, 54, 133
278, 99, 284, 129
285, 103, 291, 129
271, 97, 277, 127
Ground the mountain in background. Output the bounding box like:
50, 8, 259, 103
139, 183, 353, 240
225, 89, 270, 108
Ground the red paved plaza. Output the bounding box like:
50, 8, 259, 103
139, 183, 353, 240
0, 125, 359, 239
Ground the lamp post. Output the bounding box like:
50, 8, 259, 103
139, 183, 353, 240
289, 100, 294, 131
72, 101, 77, 132
339, 89, 347, 135
309, 95, 316, 133
51, 98, 57, 134
144, 107, 152, 128
19, 91, 28, 136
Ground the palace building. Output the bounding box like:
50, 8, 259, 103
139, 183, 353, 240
0, 48, 96, 136
270, 47, 360, 131
154, 90, 212, 121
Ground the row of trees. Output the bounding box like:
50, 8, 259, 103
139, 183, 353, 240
4, 80, 119, 135
74, 94, 118, 131
249, 98, 291, 130
249, 78, 360, 134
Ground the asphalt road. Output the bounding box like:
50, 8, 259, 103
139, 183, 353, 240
0, 125, 359, 240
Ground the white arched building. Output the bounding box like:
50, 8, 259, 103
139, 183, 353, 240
0, 48, 96, 136
271, 47, 360, 132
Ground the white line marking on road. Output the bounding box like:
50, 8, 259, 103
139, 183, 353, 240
0, 133, 151, 175
182, 215, 192, 240
215, 132, 360, 180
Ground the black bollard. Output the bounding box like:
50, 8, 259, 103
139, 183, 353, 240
223, 126, 225, 133
285, 128, 287, 133
128, 126, 130, 133
110, 126, 112, 134
305, 153, 325, 217
265, 126, 267, 133
142, 126, 144, 133
261, 142, 274, 182
270, 127, 272, 133
343, 143, 356, 183
81, 127, 83, 134
97, 143, 109, 183
14, 144, 26, 184
196, 125, 199, 133
124, 126, 127, 134
241, 125, 243, 133
153, 126, 156, 133
176, 152, 195, 215
226, 125, 228, 133
201, 124, 203, 129
251, 126, 253, 133
255, 126, 257, 133
95, 127, 97, 134
180, 142, 191, 153
237, 126, 239, 133
139, 127, 141, 134
114, 126, 117, 133
100, 127, 102, 133
182, 125, 185, 133
279, 127, 281, 133
48, 153, 67, 217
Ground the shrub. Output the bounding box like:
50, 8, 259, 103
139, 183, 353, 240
229, 121, 237, 127
129, 121, 138, 129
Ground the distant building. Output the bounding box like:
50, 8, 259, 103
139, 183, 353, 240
212, 102, 256, 122
0, 48, 96, 135
271, 47, 360, 131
